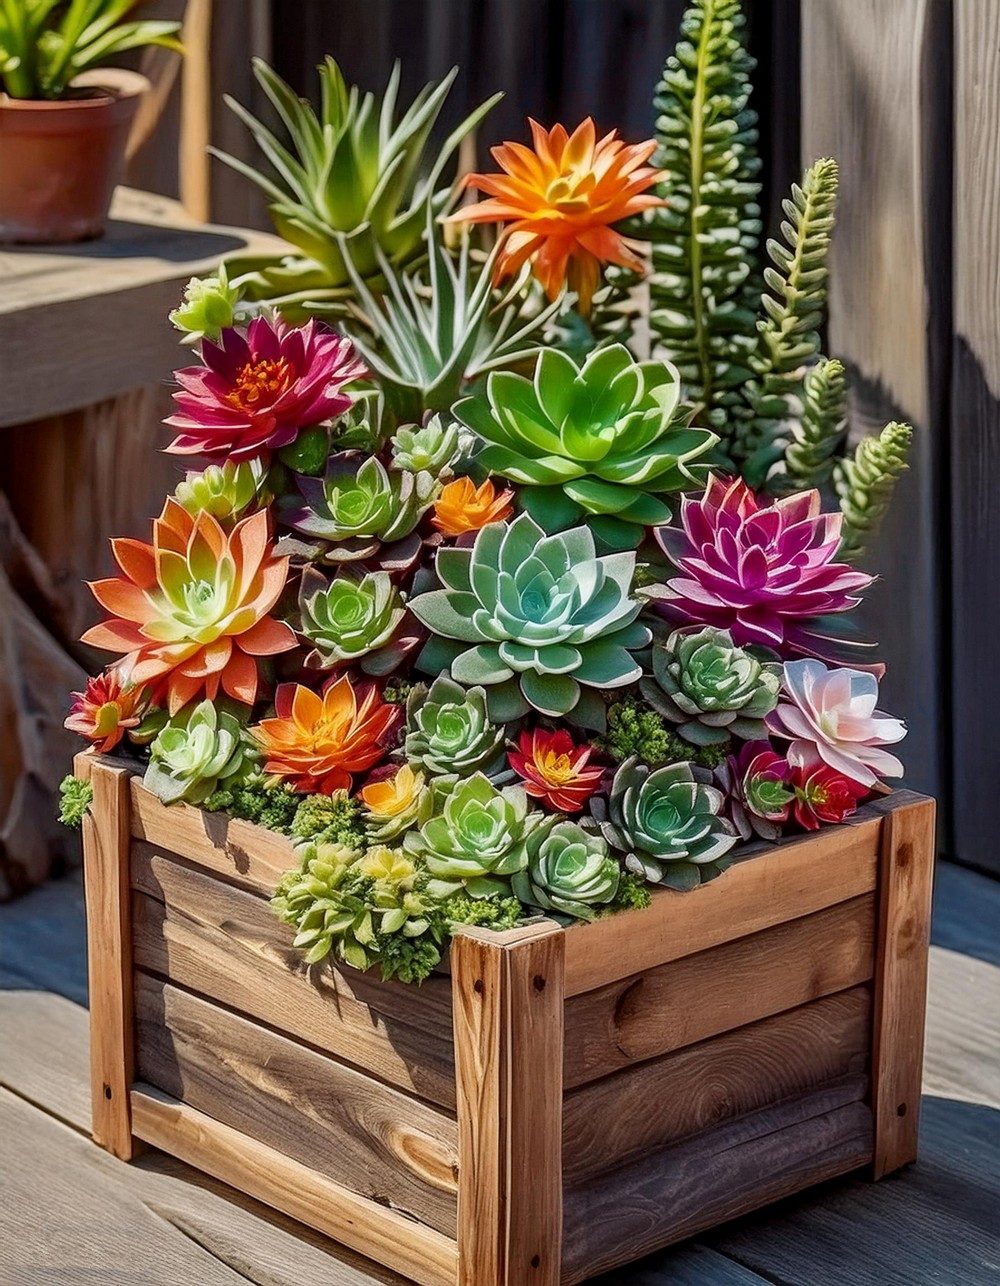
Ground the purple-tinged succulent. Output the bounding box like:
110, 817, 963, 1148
712, 740, 793, 842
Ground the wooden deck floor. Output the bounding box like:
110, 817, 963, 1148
1, 861, 997, 1285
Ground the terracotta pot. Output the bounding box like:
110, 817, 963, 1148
0, 68, 148, 244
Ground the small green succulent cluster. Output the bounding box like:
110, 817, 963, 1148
298, 566, 410, 674
390, 415, 465, 476
404, 677, 507, 778
169, 266, 242, 345
175, 460, 262, 524
58, 776, 93, 829
512, 821, 621, 921
144, 701, 258, 806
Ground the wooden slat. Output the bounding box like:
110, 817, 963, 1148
564, 894, 875, 1086
563, 987, 872, 1184
81, 759, 136, 1160
562, 808, 882, 996
130, 1085, 459, 1286
560, 1079, 873, 1284
871, 794, 936, 1177
130, 844, 457, 1109
128, 776, 295, 896
451, 924, 564, 1286
133, 973, 460, 1237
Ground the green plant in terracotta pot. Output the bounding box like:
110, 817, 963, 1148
0, 0, 182, 243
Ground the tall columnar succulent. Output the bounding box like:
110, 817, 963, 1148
409, 513, 650, 723
512, 820, 620, 921
834, 421, 912, 563
297, 566, 412, 674
455, 345, 717, 545
215, 58, 500, 317
404, 677, 507, 778
598, 756, 737, 889
642, 626, 781, 744
144, 700, 257, 806
778, 358, 848, 494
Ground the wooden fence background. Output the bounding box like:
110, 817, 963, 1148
125, 0, 1000, 875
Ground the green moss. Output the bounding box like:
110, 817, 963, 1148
602, 870, 652, 915
203, 781, 300, 833
381, 678, 413, 705
290, 792, 366, 848
58, 776, 93, 829
442, 891, 523, 932
597, 697, 732, 769
376, 933, 443, 985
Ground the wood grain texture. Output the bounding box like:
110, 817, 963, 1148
564, 894, 875, 1085
560, 1079, 873, 1284
81, 760, 136, 1160
563, 987, 872, 1184
801, 0, 950, 806
562, 807, 882, 996
130, 843, 457, 1108
133, 972, 460, 1236
128, 775, 296, 895
131, 1086, 458, 1286
871, 794, 936, 1177
451, 924, 564, 1286
951, 0, 1000, 875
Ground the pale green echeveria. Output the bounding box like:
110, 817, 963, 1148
174, 460, 263, 524
144, 700, 257, 806
341, 217, 561, 423
405, 676, 506, 778
602, 757, 737, 890
298, 565, 411, 674
169, 265, 242, 345
409, 513, 650, 725
403, 774, 540, 897
391, 414, 465, 476
281, 453, 437, 567
641, 626, 781, 745
454, 345, 717, 549
512, 821, 620, 921
213, 58, 501, 320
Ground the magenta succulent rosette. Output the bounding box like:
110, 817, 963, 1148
646, 476, 873, 661
165, 315, 366, 463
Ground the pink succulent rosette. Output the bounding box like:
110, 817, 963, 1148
164, 316, 365, 463
767, 658, 906, 788
649, 477, 873, 660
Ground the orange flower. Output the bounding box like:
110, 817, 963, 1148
253, 677, 400, 794
447, 118, 666, 313
64, 661, 152, 753
432, 477, 514, 537
81, 501, 296, 715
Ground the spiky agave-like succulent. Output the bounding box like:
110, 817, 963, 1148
403, 774, 540, 896
214, 58, 501, 317
512, 820, 620, 921
409, 513, 650, 723
641, 625, 781, 744
454, 345, 716, 546
144, 700, 258, 806
297, 566, 414, 674
404, 676, 507, 778
599, 756, 737, 889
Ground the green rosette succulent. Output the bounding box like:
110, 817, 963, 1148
144, 700, 258, 806
272, 840, 373, 968
641, 626, 781, 744
298, 565, 412, 674
409, 513, 650, 723
391, 415, 465, 476
405, 677, 507, 778
281, 453, 437, 567
512, 821, 621, 922
599, 756, 737, 890
403, 774, 540, 897
174, 460, 262, 524
169, 266, 242, 345
454, 345, 717, 546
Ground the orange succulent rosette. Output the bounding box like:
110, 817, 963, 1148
82, 501, 295, 715
447, 117, 666, 313
431, 477, 514, 537
253, 677, 400, 794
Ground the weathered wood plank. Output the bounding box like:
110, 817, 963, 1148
563, 987, 871, 1184
451, 924, 565, 1286
560, 1078, 872, 1284
871, 795, 936, 1176
81, 760, 136, 1160
562, 808, 882, 996
924, 946, 1000, 1111
131, 1086, 458, 1286
0, 989, 91, 1132
131, 844, 457, 1109
133, 972, 459, 1236
564, 894, 875, 1085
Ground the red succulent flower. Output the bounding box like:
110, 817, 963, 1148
164, 315, 365, 463
64, 661, 152, 753
788, 759, 869, 831
508, 728, 604, 812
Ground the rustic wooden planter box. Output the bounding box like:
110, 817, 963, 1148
76, 752, 935, 1286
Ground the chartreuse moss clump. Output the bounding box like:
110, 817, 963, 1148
203, 780, 301, 833
58, 776, 93, 829
290, 791, 366, 848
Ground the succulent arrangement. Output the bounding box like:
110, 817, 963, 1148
62, 4, 909, 986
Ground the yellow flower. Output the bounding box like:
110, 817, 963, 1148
360, 764, 425, 819
360, 846, 415, 885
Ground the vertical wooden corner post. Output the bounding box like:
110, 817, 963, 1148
451, 921, 565, 1286
75, 753, 137, 1161
870, 792, 937, 1179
